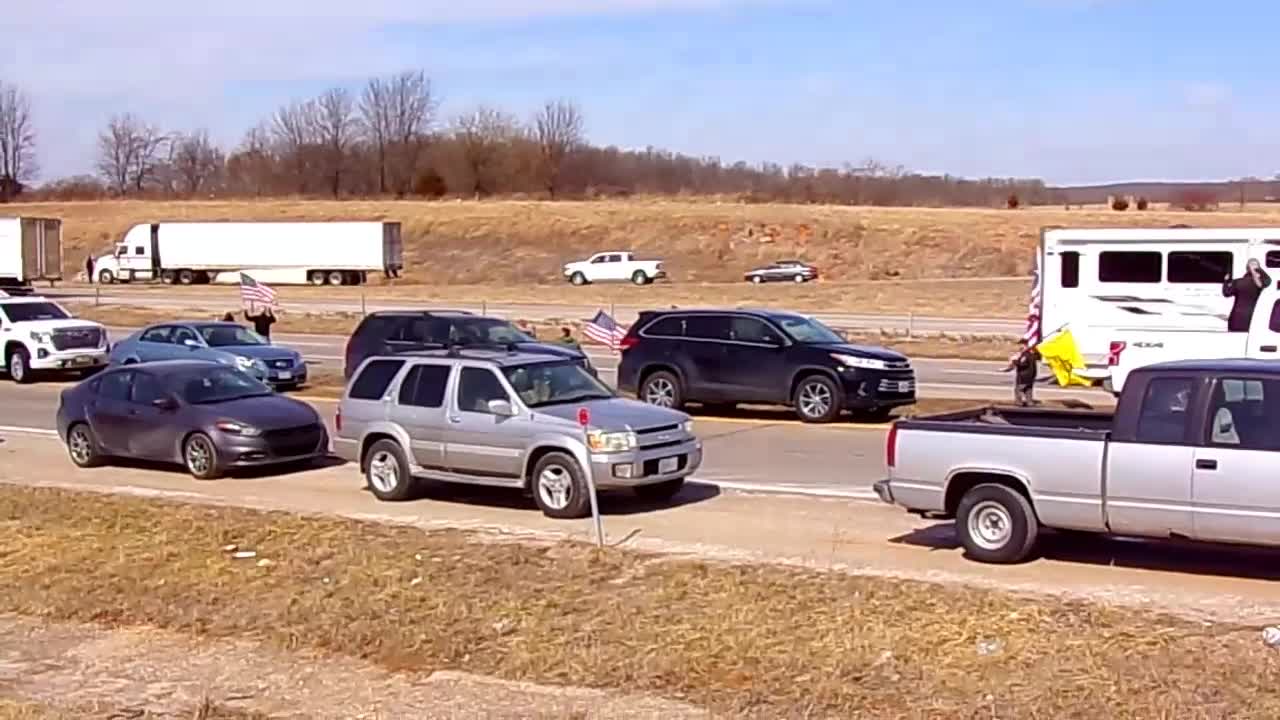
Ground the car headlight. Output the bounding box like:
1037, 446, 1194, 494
215, 420, 262, 436
831, 353, 888, 371
586, 429, 638, 453
682, 420, 694, 434
29, 331, 50, 344
233, 355, 255, 369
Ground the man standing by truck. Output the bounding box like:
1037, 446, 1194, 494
1003, 339, 1040, 406
1223, 259, 1272, 332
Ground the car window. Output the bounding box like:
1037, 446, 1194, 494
1, 302, 70, 322
140, 327, 173, 343
130, 372, 165, 405
1206, 377, 1280, 450
684, 315, 730, 341
97, 371, 133, 402
451, 318, 532, 345
457, 367, 510, 413
355, 315, 403, 341
171, 327, 200, 345
348, 359, 406, 400
643, 316, 684, 338
178, 367, 272, 404
1135, 377, 1194, 444
198, 325, 264, 347
398, 364, 451, 408
590, 255, 606, 263
503, 361, 614, 408
730, 317, 780, 344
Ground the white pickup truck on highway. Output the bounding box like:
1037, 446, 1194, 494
0, 296, 109, 384
875, 359, 1280, 563
562, 251, 666, 286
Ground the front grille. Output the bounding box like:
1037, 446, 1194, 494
883, 359, 911, 371
878, 378, 917, 394
636, 423, 679, 435
51, 327, 102, 351
635, 423, 686, 449
262, 423, 324, 457
268, 359, 293, 369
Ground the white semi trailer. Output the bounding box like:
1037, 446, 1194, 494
91, 221, 404, 286
0, 217, 63, 295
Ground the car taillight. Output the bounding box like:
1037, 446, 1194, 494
1107, 341, 1127, 366
885, 423, 898, 468
335, 407, 342, 432
618, 335, 639, 351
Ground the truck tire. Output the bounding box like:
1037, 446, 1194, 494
160, 270, 177, 284
308, 271, 326, 286
97, 269, 115, 284
327, 271, 344, 286
570, 272, 587, 286
177, 269, 195, 285
955, 484, 1040, 564
6, 347, 33, 384
530, 451, 591, 519
631, 270, 649, 285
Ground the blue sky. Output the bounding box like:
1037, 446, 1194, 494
4, 0, 1276, 185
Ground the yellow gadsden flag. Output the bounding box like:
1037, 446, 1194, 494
1035, 329, 1092, 387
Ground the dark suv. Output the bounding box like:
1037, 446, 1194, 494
343, 310, 594, 379
616, 308, 915, 423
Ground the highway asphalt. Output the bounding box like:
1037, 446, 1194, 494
47, 286, 1026, 336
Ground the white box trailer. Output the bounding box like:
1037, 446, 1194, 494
0, 217, 63, 294
91, 221, 404, 286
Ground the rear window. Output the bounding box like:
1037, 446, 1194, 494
1135, 377, 1194, 444
355, 315, 407, 341
1167, 251, 1232, 284
684, 315, 730, 340
642, 316, 685, 338
348, 359, 405, 400
1099, 251, 1162, 283
398, 364, 451, 408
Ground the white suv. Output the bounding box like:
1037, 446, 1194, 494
0, 297, 110, 383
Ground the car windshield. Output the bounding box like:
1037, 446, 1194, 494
502, 361, 614, 408
450, 318, 534, 345
176, 367, 273, 404
2, 302, 70, 322
775, 315, 844, 344
197, 324, 266, 347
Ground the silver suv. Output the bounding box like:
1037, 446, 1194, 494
332, 348, 704, 518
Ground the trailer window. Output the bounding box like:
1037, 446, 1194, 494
1099, 251, 1162, 283
1168, 251, 1232, 284
1266, 251, 1280, 269
1059, 252, 1079, 288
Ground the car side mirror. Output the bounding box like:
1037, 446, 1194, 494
152, 396, 178, 411
487, 399, 516, 417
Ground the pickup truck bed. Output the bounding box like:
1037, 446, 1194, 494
898, 405, 1114, 435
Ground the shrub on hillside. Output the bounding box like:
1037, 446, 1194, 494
1136, 196, 1149, 211
1174, 189, 1219, 211
412, 170, 448, 198
1111, 196, 1130, 211
1007, 193, 1020, 209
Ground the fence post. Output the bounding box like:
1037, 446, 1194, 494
95, 286, 100, 306
360, 292, 366, 317
907, 313, 914, 338
482, 300, 487, 316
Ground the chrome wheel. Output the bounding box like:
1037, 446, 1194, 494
8, 354, 24, 382
536, 463, 573, 511
185, 436, 215, 476
967, 500, 1013, 551
368, 450, 399, 494
68, 426, 93, 465
798, 381, 832, 418
643, 377, 676, 407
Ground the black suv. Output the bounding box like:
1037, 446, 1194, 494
616, 308, 915, 423
343, 310, 594, 379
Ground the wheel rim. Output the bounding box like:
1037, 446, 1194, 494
967, 500, 1014, 551
186, 436, 214, 474
368, 450, 399, 493
68, 427, 92, 464
643, 377, 675, 407
537, 464, 573, 510
798, 381, 832, 418
752, 276, 762, 283
10, 355, 24, 381
572, 274, 584, 285
311, 273, 325, 286
794, 275, 803, 282
329, 272, 343, 285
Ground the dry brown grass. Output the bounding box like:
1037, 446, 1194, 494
0, 698, 264, 720
14, 198, 1280, 289
2, 485, 1277, 719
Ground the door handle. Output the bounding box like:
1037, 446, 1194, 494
1196, 458, 1218, 471
448, 415, 462, 424
1262, 345, 1277, 353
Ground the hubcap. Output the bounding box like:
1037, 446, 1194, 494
643, 378, 675, 407
368, 450, 399, 493
186, 437, 213, 475
68, 428, 92, 464
537, 464, 573, 510
968, 501, 1014, 551
798, 382, 832, 418
10, 355, 24, 381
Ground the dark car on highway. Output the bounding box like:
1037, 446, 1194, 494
343, 310, 595, 379
743, 260, 819, 284
56, 360, 329, 479
616, 308, 915, 423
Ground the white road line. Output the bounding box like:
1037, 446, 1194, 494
0, 425, 58, 437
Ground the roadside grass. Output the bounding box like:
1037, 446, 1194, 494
15, 198, 1280, 287
2, 485, 1276, 719
0, 698, 268, 720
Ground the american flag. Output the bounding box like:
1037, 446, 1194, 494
239, 272, 278, 307
583, 310, 628, 351
1022, 252, 1042, 344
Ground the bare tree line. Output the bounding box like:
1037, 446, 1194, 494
12, 68, 1065, 207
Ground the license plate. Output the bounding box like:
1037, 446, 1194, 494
73, 356, 93, 366
277, 371, 292, 380
897, 382, 910, 392
658, 456, 679, 473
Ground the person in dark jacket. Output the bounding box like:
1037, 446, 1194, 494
1004, 339, 1040, 406
1224, 259, 1272, 332
244, 304, 276, 342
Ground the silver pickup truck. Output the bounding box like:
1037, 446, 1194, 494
874, 359, 1280, 563
333, 347, 703, 519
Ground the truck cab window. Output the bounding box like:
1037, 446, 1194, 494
1134, 377, 1194, 444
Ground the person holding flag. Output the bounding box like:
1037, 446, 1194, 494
240, 273, 279, 342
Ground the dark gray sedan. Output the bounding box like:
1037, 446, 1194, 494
56, 360, 329, 479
